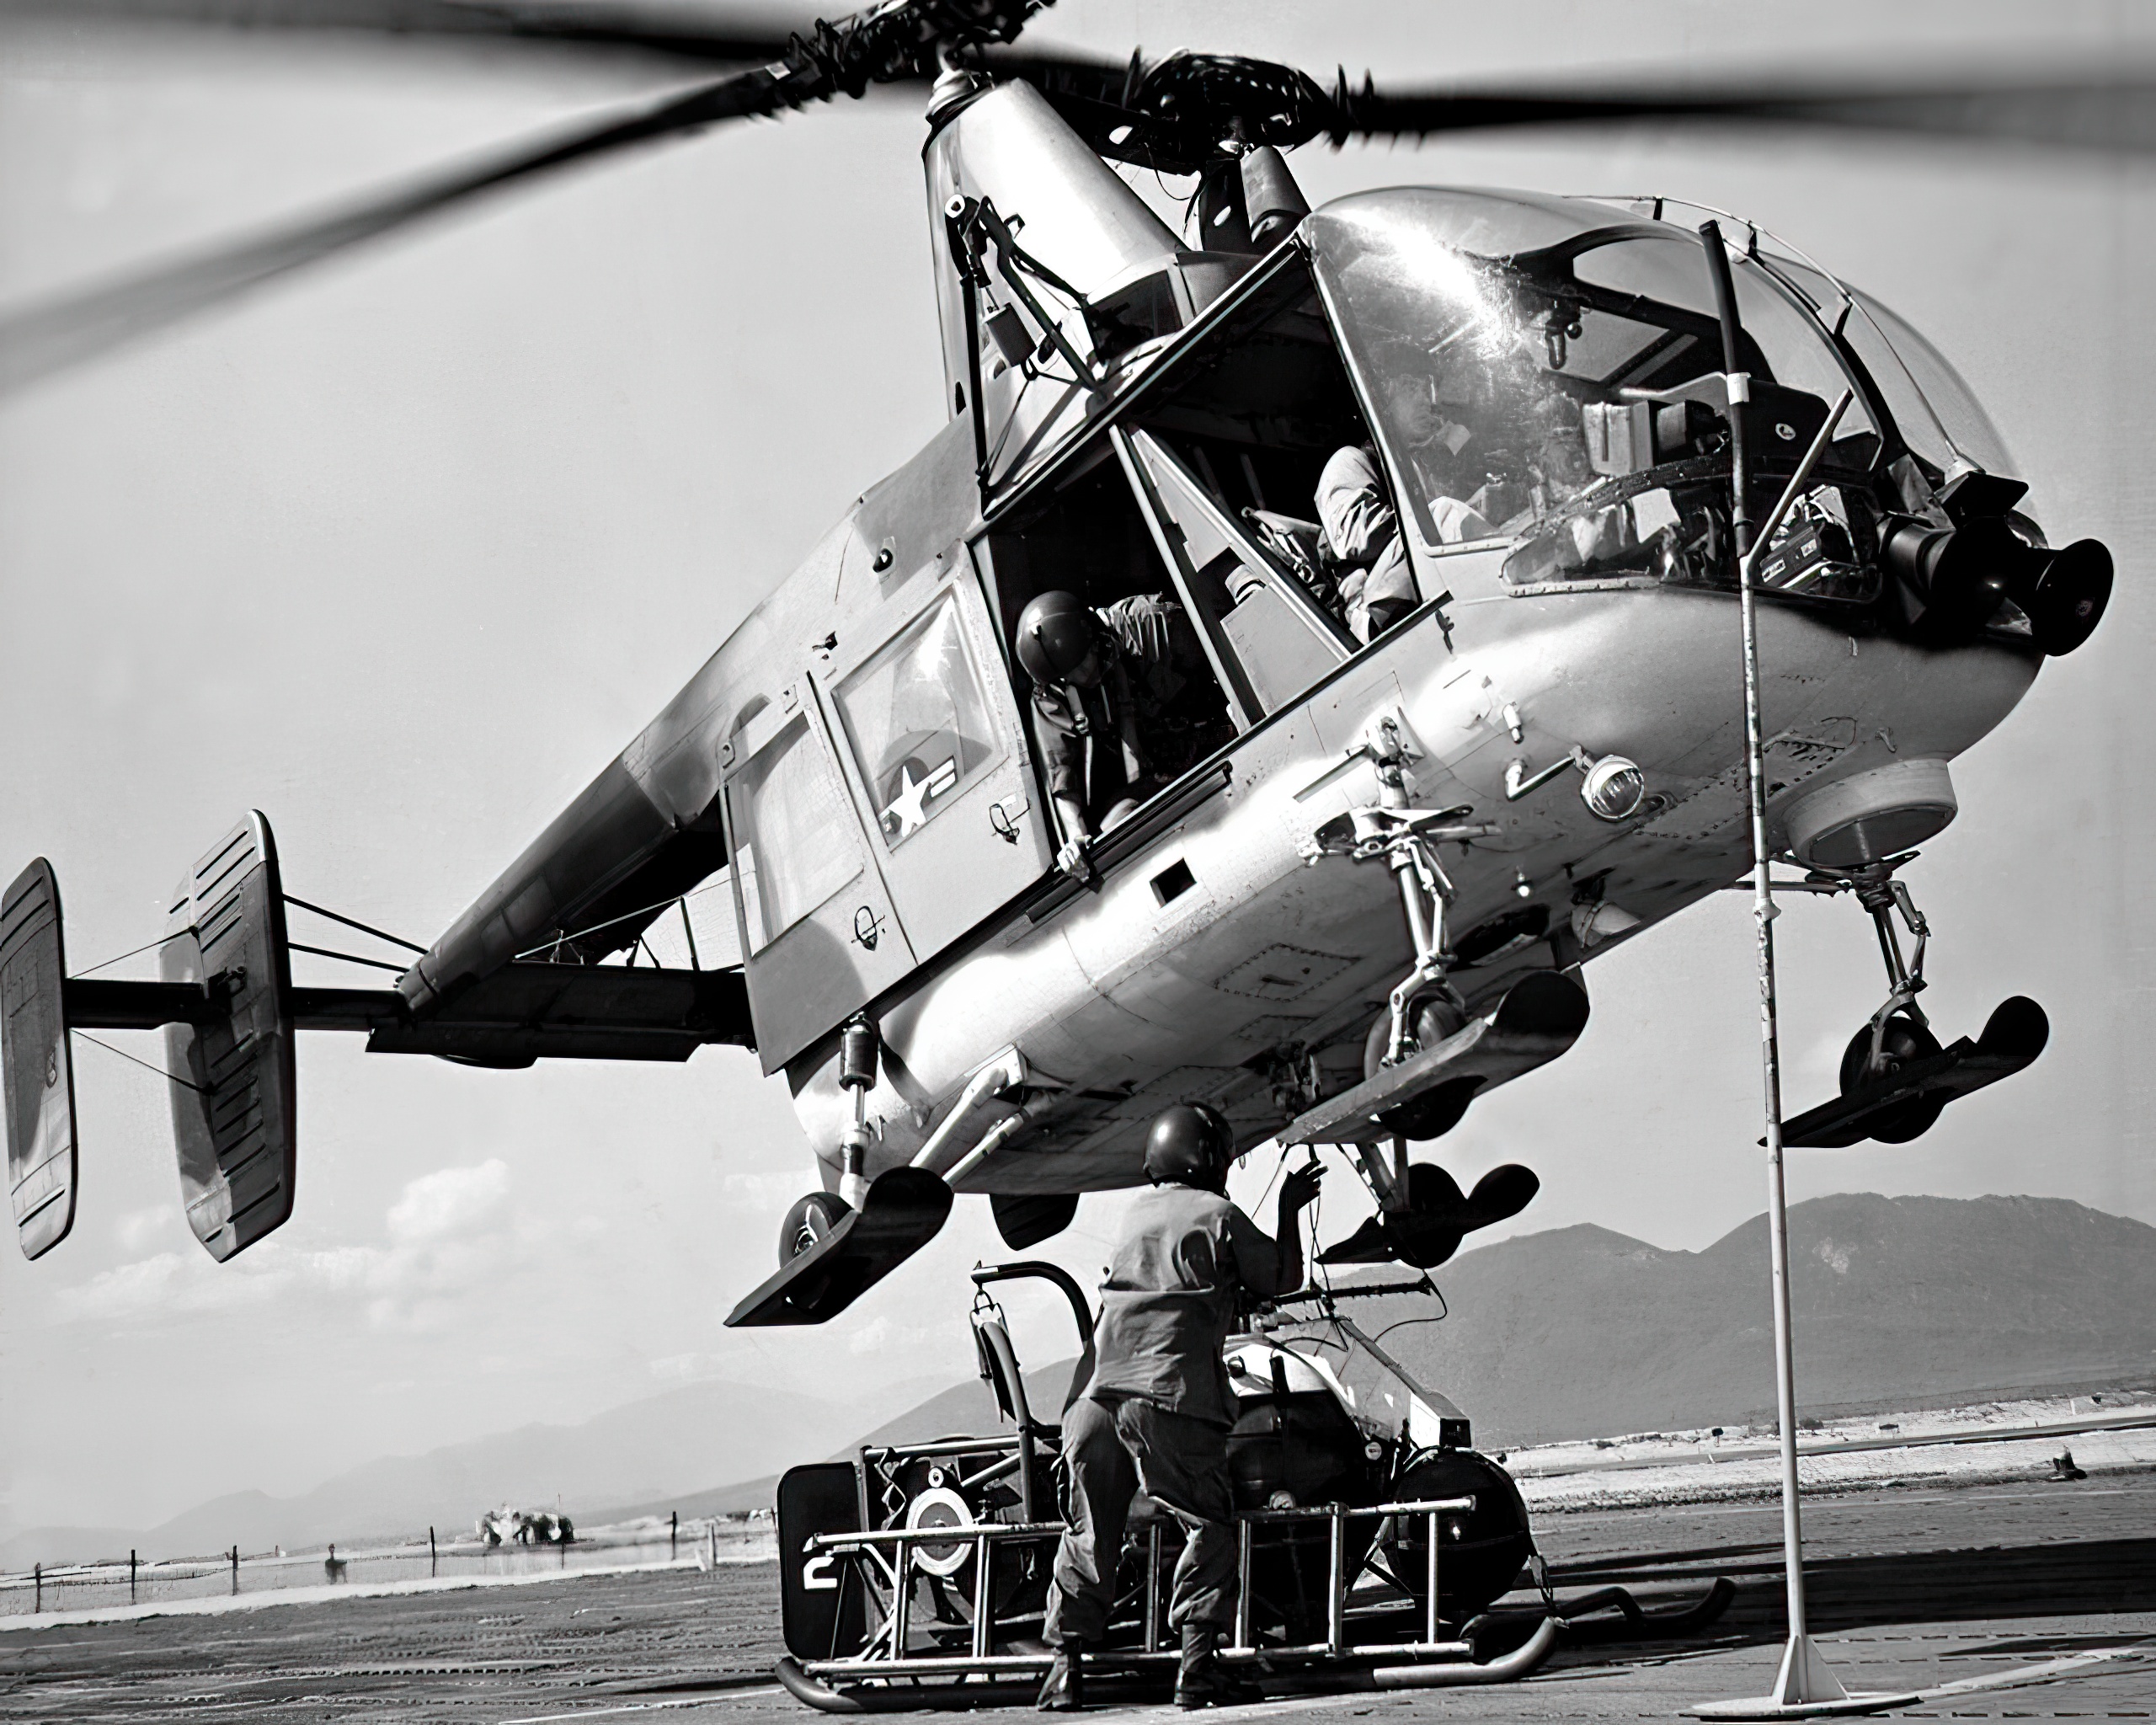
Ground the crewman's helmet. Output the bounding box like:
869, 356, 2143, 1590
1015, 590, 1097, 686
1143, 1103, 1236, 1193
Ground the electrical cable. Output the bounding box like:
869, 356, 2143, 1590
1370, 1280, 1448, 1344
76, 1031, 206, 1095
282, 895, 426, 953
71, 931, 184, 979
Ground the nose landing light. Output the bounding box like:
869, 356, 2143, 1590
1580, 755, 1646, 821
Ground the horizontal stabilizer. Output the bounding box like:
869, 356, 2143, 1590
725, 1168, 952, 1327
1282, 970, 1589, 1148
2, 860, 78, 1259
366, 962, 750, 1065
1780, 996, 2048, 1149
163, 814, 298, 1263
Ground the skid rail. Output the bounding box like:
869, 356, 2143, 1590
795, 1493, 1499, 1687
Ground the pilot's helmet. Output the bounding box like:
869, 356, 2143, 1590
1015, 590, 1097, 686
1144, 1103, 1235, 1194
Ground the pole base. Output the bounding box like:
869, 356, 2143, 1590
1689, 1634, 1922, 1719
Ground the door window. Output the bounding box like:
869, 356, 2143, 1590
728, 717, 864, 952
832, 591, 1001, 849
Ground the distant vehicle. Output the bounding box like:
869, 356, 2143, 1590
478, 1507, 574, 1548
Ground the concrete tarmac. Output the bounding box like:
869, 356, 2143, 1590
3, 1472, 2149, 1722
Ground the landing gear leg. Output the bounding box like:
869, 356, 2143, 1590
1838, 867, 1945, 1140
1782, 857, 2049, 1149
1376, 746, 1469, 1071
836, 1016, 879, 1210
1348, 1135, 1414, 1216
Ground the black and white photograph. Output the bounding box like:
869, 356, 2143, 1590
1, 3, 2151, 1719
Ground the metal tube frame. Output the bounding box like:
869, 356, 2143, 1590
808, 1496, 1477, 1675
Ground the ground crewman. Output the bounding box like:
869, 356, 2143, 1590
1037, 1105, 1321, 1711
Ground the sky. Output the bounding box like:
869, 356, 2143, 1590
2, 1, 2152, 1539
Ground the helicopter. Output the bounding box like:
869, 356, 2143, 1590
0, 0, 2132, 1331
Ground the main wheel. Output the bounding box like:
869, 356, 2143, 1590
1364, 994, 1469, 1077
777, 1191, 851, 1266
1838, 1012, 1945, 1143
1364, 996, 1476, 1138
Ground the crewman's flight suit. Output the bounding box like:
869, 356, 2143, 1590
1315, 444, 1420, 643
1027, 593, 1214, 839
1041, 1184, 1299, 1670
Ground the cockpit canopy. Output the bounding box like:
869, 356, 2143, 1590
1305, 189, 2018, 604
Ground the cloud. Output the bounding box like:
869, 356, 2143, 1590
113, 1205, 178, 1253
846, 1312, 965, 1357
722, 1170, 803, 1204
57, 1159, 523, 1333
387, 1159, 510, 1245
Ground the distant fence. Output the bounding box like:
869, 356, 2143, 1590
0, 1514, 774, 1616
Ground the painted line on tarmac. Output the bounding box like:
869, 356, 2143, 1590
502, 1690, 785, 1722
1911, 1638, 2156, 1701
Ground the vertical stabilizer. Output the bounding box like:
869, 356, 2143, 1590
163, 813, 298, 1261
1, 860, 78, 1259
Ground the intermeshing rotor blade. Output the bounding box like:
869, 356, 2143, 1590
0, 0, 1060, 392
1324, 76, 2156, 156
0, 0, 812, 65
0, 67, 818, 395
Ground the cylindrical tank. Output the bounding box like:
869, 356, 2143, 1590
1380, 1447, 1536, 1621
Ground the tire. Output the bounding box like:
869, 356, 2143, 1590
778, 1191, 853, 1267
1363, 995, 1470, 1079
1364, 997, 1477, 1140
1838, 1012, 1945, 1143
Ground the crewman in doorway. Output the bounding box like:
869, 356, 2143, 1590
1315, 443, 1420, 643
1016, 590, 1221, 871
1037, 1106, 1321, 1711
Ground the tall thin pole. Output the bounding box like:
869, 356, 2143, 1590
1700, 217, 1812, 1649
1738, 460, 1811, 1655
1691, 220, 1872, 1720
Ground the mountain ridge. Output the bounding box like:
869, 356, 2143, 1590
9, 1192, 2149, 1567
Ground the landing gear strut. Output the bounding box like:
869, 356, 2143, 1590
1294, 719, 1544, 1266
1838, 864, 1947, 1142
1779, 857, 2050, 1149
726, 1018, 955, 1327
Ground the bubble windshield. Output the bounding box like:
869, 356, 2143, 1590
1306, 190, 1882, 550
1844, 291, 2017, 480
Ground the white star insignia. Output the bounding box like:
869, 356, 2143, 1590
882, 757, 960, 837
883, 764, 935, 836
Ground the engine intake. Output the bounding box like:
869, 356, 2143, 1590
1881, 515, 2112, 655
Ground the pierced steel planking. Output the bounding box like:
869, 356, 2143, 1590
162, 813, 297, 1261
1, 859, 78, 1258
